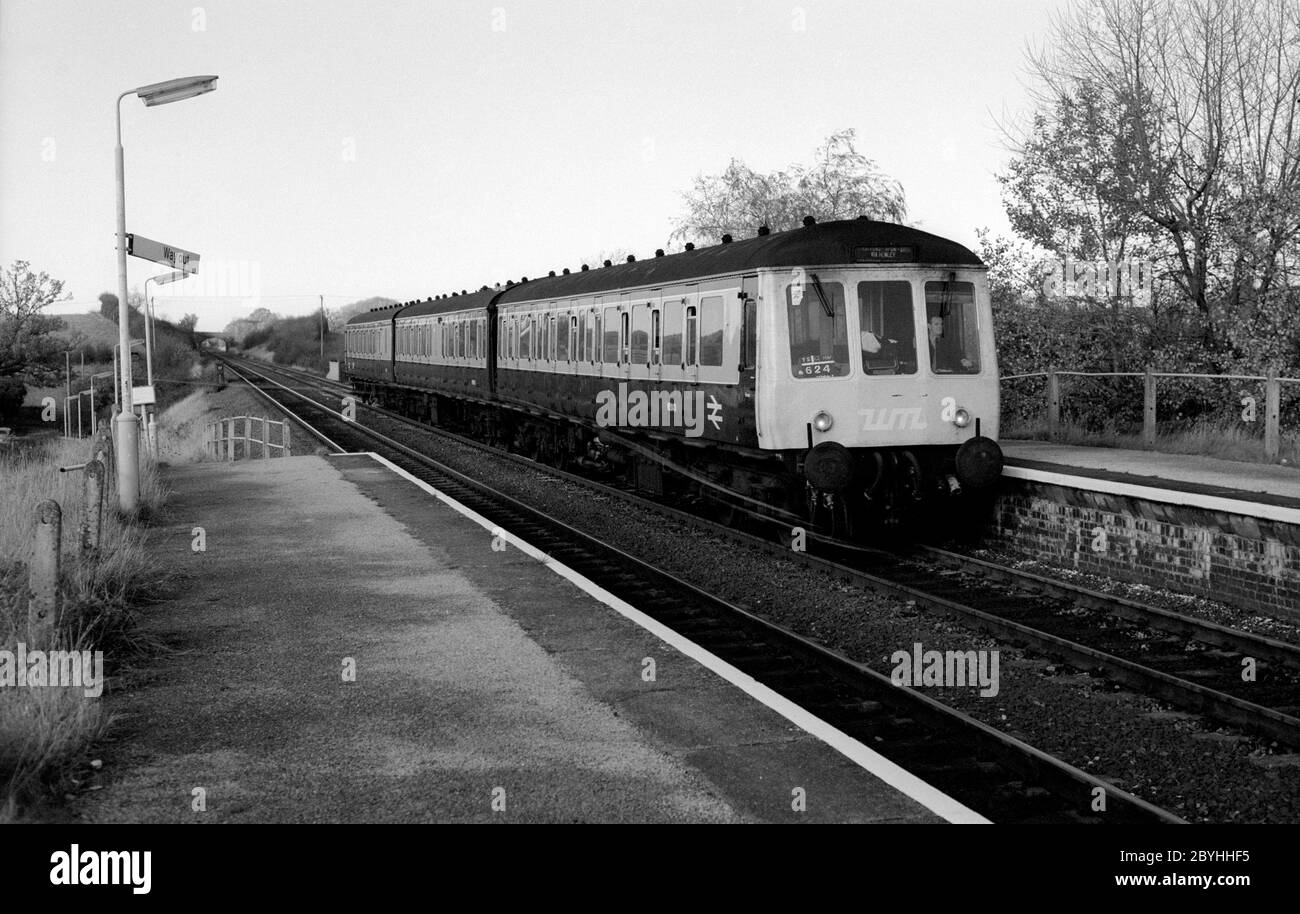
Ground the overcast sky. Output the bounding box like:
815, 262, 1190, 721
0, 0, 1069, 332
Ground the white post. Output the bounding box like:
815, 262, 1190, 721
114, 91, 140, 513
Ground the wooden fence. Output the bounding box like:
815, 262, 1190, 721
205, 416, 292, 461
24, 447, 112, 646
1002, 368, 1300, 460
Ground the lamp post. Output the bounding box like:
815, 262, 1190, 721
114, 74, 217, 512
143, 270, 186, 388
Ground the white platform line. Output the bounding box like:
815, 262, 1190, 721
1003, 465, 1300, 527
357, 451, 989, 825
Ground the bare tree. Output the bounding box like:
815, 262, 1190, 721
1014, 0, 1300, 355
670, 130, 907, 246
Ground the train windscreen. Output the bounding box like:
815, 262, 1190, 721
924, 281, 981, 374
858, 281, 917, 375
787, 278, 849, 378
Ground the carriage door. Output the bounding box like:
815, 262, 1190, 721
646, 293, 662, 382
682, 287, 700, 383
740, 274, 759, 410
619, 292, 633, 380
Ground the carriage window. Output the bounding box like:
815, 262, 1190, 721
601, 308, 617, 362
539, 315, 550, 362
858, 281, 917, 375
650, 310, 661, 366
787, 279, 848, 378
663, 301, 683, 365
594, 311, 604, 363
577, 312, 587, 361
519, 315, 532, 361
685, 305, 698, 366
631, 306, 649, 364
742, 297, 757, 369
620, 311, 631, 363
558, 315, 572, 361
924, 281, 980, 374
469, 320, 479, 361
699, 296, 724, 367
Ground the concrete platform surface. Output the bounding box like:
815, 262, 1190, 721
1001, 439, 1300, 508
72, 455, 945, 824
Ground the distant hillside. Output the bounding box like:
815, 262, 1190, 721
49, 312, 120, 349
223, 307, 281, 343
242, 315, 342, 374
335, 296, 398, 323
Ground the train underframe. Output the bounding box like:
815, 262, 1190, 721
354, 378, 998, 541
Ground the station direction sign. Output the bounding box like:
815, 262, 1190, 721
127, 234, 200, 274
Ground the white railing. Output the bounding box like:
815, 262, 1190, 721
205, 416, 292, 461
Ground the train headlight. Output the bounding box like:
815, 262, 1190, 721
812, 410, 834, 432
953, 408, 971, 428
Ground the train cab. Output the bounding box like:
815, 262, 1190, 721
750, 229, 1003, 528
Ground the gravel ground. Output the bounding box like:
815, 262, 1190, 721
351, 405, 1300, 822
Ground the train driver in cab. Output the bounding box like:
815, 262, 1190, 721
927, 313, 973, 372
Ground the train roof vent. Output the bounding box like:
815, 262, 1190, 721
757, 225, 770, 236
721, 234, 732, 244
802, 215, 817, 227
685, 242, 695, 251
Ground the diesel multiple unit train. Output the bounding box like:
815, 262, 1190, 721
344, 217, 1003, 533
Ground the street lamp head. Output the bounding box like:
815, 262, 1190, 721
153, 270, 187, 286
135, 75, 218, 107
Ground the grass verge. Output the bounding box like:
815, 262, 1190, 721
0, 436, 169, 819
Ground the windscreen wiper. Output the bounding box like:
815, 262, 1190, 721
810, 272, 834, 318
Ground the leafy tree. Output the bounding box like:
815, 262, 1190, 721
671, 129, 907, 245
177, 313, 199, 332
1008, 0, 1300, 366
0, 261, 68, 420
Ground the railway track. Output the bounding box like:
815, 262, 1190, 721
223, 355, 1300, 753
215, 355, 1182, 824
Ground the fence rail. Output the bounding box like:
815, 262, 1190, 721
205, 415, 292, 461
1002, 368, 1299, 461
28, 448, 109, 646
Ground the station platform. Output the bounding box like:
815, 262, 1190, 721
1000, 439, 1300, 523
71, 454, 969, 824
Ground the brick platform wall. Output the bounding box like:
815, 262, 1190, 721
985, 479, 1300, 621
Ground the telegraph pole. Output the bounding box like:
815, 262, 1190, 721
320, 294, 325, 361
